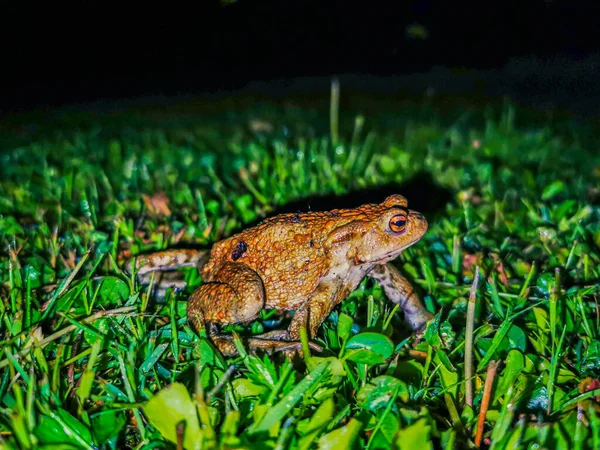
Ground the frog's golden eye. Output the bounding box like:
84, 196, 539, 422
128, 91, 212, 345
389, 214, 407, 233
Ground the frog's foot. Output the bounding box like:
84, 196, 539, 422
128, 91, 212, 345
412, 309, 434, 332
152, 279, 188, 298
209, 333, 322, 357
257, 330, 323, 354
134, 270, 188, 297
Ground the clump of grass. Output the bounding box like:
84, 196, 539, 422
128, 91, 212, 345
0, 97, 599, 449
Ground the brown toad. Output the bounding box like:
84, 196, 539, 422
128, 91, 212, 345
132, 194, 433, 355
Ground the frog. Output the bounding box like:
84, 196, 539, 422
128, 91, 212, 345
131, 194, 433, 356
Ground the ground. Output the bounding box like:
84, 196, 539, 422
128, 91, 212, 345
0, 94, 599, 449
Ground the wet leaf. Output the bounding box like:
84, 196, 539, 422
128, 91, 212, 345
357, 375, 409, 411
337, 312, 353, 344
344, 332, 394, 365
494, 349, 525, 404
143, 382, 202, 449
34, 409, 94, 448
369, 413, 400, 448
297, 398, 335, 450
232, 378, 267, 398
317, 418, 362, 449
97, 276, 130, 307
251, 361, 329, 433
92, 410, 127, 444
395, 418, 433, 450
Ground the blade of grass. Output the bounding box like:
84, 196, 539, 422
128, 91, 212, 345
0, 306, 136, 369
475, 360, 499, 448
547, 324, 567, 415
251, 361, 330, 433
41, 248, 92, 320
465, 266, 480, 408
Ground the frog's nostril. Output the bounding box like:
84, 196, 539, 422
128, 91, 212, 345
412, 212, 427, 226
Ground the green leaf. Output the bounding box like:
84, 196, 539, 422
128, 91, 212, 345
139, 342, 169, 374
440, 429, 457, 450
395, 418, 433, 450
477, 319, 513, 371
0, 215, 24, 235
76, 370, 95, 404
424, 311, 443, 347
357, 375, 409, 411
297, 398, 335, 450
435, 353, 459, 398
494, 350, 525, 404
143, 382, 202, 449
506, 325, 527, 352
369, 413, 400, 448
251, 361, 330, 433
317, 418, 362, 449
219, 411, 241, 448
91, 410, 126, 444
232, 378, 267, 398
337, 312, 354, 345
34, 409, 94, 448
541, 180, 565, 200
307, 397, 336, 432
97, 276, 130, 306
379, 154, 397, 174
502, 419, 525, 449
344, 332, 394, 365
523, 385, 568, 414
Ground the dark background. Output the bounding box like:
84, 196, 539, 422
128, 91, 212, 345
3, 0, 599, 113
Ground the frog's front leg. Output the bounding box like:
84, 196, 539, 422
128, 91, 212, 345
288, 280, 347, 340
187, 262, 312, 356
368, 263, 433, 330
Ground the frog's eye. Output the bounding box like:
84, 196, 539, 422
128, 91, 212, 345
389, 214, 407, 233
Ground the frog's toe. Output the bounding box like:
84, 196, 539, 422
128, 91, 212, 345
407, 309, 434, 332
275, 340, 323, 353
308, 341, 324, 352
279, 342, 324, 361
249, 338, 322, 355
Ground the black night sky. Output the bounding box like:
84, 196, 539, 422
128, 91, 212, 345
3, 0, 600, 114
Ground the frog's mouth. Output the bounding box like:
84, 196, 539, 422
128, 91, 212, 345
362, 243, 418, 265
380, 227, 427, 258
380, 245, 414, 261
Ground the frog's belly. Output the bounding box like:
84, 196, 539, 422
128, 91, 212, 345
259, 260, 367, 310
262, 275, 318, 310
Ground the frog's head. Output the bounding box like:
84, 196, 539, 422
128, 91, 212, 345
327, 195, 428, 266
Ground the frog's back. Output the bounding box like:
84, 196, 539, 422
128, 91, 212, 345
203, 211, 338, 308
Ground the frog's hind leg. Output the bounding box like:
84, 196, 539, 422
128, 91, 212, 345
129, 249, 209, 278
126, 249, 209, 296
368, 263, 433, 330
187, 262, 314, 356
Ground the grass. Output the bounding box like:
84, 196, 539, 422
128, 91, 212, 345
1, 92, 600, 449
